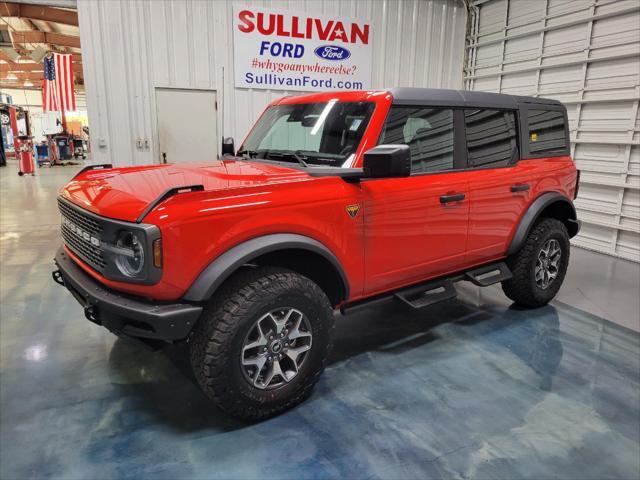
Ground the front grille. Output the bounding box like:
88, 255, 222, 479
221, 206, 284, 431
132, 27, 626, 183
58, 199, 106, 271
61, 225, 106, 270
58, 199, 103, 236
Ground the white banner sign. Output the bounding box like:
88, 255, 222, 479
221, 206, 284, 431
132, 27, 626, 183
232, 5, 372, 92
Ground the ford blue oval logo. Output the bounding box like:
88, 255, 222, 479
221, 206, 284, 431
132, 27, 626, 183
314, 45, 351, 61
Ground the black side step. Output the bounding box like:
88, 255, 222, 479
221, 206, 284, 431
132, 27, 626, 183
341, 260, 514, 315
464, 262, 512, 287
394, 279, 457, 310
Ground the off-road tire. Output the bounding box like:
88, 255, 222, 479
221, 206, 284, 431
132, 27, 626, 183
189, 267, 334, 421
502, 218, 570, 308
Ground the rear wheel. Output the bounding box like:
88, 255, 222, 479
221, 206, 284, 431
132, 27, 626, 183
189, 267, 334, 420
502, 218, 570, 308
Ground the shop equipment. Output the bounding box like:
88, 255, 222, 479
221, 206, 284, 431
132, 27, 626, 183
54, 133, 73, 160
17, 135, 35, 176
35, 142, 52, 167
73, 138, 86, 159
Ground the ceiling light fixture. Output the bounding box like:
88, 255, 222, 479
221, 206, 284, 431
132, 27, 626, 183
24, 80, 33, 87
29, 46, 48, 63
0, 46, 20, 62
6, 73, 18, 81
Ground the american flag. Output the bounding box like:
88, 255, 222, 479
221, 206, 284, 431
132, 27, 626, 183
42, 53, 76, 112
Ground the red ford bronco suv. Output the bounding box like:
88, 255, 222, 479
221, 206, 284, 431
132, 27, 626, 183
53, 88, 580, 420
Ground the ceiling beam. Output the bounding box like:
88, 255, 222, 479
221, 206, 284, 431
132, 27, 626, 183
0, 49, 81, 63
2, 82, 85, 90
0, 62, 83, 73
2, 72, 84, 85
3, 71, 48, 80
1, 85, 43, 91
0, 3, 79, 27
11, 30, 80, 49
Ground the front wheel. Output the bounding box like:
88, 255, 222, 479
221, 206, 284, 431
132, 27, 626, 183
502, 218, 570, 308
189, 267, 334, 420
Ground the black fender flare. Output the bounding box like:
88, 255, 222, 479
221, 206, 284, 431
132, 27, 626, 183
182, 233, 349, 302
507, 192, 579, 256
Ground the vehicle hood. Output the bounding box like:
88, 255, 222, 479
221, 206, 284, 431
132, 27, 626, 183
60, 159, 311, 222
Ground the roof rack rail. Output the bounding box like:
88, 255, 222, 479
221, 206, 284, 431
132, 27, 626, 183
72, 163, 113, 179
136, 185, 205, 223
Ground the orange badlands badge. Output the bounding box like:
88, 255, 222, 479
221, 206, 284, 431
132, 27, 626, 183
346, 204, 361, 218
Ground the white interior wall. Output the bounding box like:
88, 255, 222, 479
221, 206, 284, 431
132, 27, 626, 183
76, 0, 467, 167
466, 0, 640, 262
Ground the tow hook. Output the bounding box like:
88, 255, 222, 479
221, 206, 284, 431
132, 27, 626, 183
84, 306, 100, 325
52, 270, 65, 286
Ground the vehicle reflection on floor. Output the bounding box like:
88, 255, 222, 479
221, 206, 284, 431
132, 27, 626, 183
2, 276, 639, 479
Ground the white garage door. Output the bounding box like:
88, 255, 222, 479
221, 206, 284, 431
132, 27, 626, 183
466, 0, 640, 262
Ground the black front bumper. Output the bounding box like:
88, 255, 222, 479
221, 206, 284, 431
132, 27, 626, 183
53, 247, 202, 341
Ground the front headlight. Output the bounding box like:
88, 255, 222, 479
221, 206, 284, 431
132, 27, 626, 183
114, 231, 145, 277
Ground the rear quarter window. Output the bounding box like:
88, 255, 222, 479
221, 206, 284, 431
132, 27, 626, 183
527, 109, 569, 157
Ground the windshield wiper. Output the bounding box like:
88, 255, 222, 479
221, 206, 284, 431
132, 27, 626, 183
290, 151, 310, 168
261, 150, 310, 168
236, 149, 258, 159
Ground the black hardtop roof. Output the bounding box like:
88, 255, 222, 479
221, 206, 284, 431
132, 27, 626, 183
387, 87, 563, 109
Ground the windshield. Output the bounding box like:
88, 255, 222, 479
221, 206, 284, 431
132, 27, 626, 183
239, 101, 375, 167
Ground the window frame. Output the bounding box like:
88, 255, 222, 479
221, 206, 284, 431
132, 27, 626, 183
241, 101, 377, 166
376, 105, 466, 176
463, 107, 520, 170
376, 104, 522, 177
519, 104, 570, 159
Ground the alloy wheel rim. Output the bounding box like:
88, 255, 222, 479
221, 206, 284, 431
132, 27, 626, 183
241, 308, 312, 390
536, 238, 562, 290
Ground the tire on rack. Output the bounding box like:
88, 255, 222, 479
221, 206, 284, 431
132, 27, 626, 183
189, 266, 335, 421
502, 218, 570, 308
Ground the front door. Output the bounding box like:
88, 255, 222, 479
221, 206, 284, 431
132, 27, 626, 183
362, 173, 469, 295
361, 106, 469, 296
155, 88, 218, 164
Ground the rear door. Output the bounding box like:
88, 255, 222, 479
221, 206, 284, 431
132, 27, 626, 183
464, 108, 530, 263
362, 106, 470, 295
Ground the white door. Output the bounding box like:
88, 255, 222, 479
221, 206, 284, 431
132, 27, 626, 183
155, 88, 218, 164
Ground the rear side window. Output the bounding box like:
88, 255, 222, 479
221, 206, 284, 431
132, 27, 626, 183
379, 107, 455, 174
465, 109, 518, 168
527, 109, 568, 156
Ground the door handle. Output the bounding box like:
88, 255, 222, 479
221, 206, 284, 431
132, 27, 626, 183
510, 184, 530, 193
162, 152, 167, 164
440, 193, 466, 204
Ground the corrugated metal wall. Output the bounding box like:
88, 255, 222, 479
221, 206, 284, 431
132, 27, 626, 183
466, 0, 640, 262
76, 0, 466, 167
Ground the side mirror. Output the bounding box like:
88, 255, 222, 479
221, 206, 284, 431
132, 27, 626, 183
221, 137, 235, 156
362, 144, 411, 178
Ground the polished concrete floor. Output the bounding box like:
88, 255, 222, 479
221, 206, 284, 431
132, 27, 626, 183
1, 163, 639, 479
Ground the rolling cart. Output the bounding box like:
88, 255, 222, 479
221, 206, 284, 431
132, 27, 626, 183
35, 142, 52, 168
